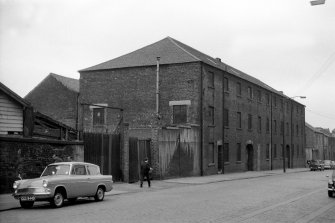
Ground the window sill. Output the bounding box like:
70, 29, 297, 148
224, 162, 230, 165
236, 128, 242, 131
236, 161, 242, 164
208, 163, 215, 167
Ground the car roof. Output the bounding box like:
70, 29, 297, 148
49, 162, 98, 166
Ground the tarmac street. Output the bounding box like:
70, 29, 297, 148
1, 168, 334, 223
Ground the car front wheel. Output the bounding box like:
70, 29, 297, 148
94, 187, 105, 201
51, 191, 65, 208
20, 200, 34, 209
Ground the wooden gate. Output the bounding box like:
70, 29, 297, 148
159, 128, 200, 179
129, 137, 151, 183
83, 132, 121, 181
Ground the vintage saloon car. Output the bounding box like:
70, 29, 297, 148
328, 169, 335, 197
13, 162, 113, 208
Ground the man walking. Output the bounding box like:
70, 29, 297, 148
140, 157, 152, 188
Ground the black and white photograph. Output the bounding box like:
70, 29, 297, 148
0, 0, 335, 222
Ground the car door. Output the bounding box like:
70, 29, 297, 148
70, 164, 91, 197
86, 164, 101, 196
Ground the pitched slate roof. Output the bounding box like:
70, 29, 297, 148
50, 73, 79, 93
79, 37, 283, 95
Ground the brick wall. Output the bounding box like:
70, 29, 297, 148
0, 137, 84, 193
25, 76, 78, 129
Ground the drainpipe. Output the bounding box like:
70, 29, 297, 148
270, 93, 273, 170
200, 63, 204, 176
156, 57, 160, 116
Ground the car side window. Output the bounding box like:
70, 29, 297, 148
71, 165, 87, 175
87, 165, 100, 175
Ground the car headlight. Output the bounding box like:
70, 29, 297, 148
42, 180, 48, 188
13, 182, 19, 189
329, 179, 334, 185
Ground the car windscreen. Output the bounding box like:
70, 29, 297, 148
41, 164, 71, 176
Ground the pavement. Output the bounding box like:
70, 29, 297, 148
0, 167, 310, 212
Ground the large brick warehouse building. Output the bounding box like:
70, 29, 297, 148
79, 37, 305, 178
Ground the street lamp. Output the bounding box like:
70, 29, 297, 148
283, 96, 306, 173
310, 0, 325, 6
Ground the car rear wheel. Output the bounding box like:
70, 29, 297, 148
94, 187, 105, 201
50, 191, 65, 208
328, 191, 334, 198
20, 200, 34, 209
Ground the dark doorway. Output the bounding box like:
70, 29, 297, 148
246, 144, 254, 171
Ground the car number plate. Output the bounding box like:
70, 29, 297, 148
20, 196, 35, 201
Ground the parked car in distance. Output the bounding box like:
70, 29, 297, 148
331, 161, 335, 169
309, 160, 324, 171
328, 169, 335, 197
13, 162, 113, 208
324, 160, 332, 170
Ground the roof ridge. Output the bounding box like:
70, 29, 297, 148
50, 73, 79, 93
167, 37, 201, 61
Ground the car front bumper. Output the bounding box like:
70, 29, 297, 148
13, 187, 53, 201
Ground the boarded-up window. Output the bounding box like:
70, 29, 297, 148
224, 77, 229, 91
224, 109, 229, 127
208, 143, 215, 163
209, 106, 214, 125
236, 143, 241, 161
173, 105, 187, 124
224, 143, 229, 162
93, 108, 105, 125
237, 82, 242, 96
248, 114, 252, 130
236, 112, 242, 129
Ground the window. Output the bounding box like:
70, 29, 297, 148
87, 165, 100, 175
286, 122, 289, 136
237, 82, 242, 96
266, 144, 270, 159
266, 93, 270, 105
257, 90, 262, 102
247, 86, 253, 99
208, 71, 214, 88
224, 143, 229, 162
209, 106, 214, 125
236, 143, 241, 161
224, 108, 229, 127
173, 105, 187, 124
258, 116, 262, 133
296, 124, 299, 136
224, 77, 229, 91
93, 108, 105, 125
72, 165, 87, 175
274, 120, 277, 134
280, 121, 284, 135
237, 112, 242, 129
274, 96, 277, 107
248, 114, 252, 130
280, 98, 283, 110
274, 144, 277, 158
266, 117, 270, 133
281, 144, 284, 159
208, 143, 215, 163
297, 145, 299, 157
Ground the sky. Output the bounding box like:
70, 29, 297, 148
1, 0, 335, 131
